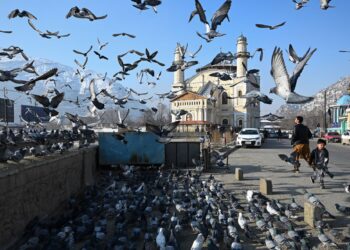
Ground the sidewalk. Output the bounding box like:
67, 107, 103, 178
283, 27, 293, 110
203, 139, 350, 249
230, 139, 349, 213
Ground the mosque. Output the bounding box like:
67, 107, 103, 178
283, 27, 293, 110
170, 35, 260, 132
328, 85, 350, 134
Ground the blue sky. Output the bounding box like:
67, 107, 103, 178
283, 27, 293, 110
1, 0, 350, 114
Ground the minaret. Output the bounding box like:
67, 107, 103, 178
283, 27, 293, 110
172, 44, 185, 93
235, 35, 249, 78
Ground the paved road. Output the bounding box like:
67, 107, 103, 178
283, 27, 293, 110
231, 138, 350, 214
315, 139, 350, 168
203, 138, 350, 249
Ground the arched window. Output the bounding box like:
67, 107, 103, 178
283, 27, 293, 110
185, 113, 193, 121
222, 92, 228, 105
222, 119, 228, 125
238, 119, 243, 127
238, 90, 243, 97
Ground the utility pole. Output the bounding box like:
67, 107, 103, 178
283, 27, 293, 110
324, 90, 327, 133
3, 87, 8, 128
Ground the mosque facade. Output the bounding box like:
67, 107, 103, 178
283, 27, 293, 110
170, 35, 260, 132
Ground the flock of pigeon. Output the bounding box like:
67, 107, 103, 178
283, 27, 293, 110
17, 163, 350, 250
0, 119, 97, 163
0, 0, 337, 133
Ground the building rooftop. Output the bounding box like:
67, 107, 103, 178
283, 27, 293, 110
195, 63, 236, 73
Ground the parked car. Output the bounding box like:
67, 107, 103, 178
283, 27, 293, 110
281, 132, 289, 139
236, 128, 262, 148
268, 132, 278, 138
323, 132, 341, 143
342, 131, 350, 145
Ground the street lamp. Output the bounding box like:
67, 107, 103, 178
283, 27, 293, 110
323, 89, 328, 133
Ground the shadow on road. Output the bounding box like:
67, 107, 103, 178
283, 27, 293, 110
261, 139, 293, 149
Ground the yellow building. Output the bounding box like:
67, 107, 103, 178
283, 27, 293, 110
170, 35, 260, 132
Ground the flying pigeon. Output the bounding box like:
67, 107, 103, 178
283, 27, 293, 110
288, 44, 311, 64
255, 22, 286, 30
66, 7, 107, 21
320, 0, 335, 10
191, 0, 232, 42
8, 9, 37, 19
270, 47, 316, 104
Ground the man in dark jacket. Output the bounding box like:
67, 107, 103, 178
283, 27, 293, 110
290, 116, 312, 172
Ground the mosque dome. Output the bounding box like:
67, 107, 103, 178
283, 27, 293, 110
336, 94, 350, 106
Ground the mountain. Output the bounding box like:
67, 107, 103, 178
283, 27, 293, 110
0, 54, 144, 124
275, 77, 350, 117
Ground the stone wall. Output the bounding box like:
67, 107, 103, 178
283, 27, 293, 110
0, 146, 97, 248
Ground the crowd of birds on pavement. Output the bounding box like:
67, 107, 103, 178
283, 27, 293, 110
17, 162, 350, 250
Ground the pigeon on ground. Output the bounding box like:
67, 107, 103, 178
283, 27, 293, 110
335, 203, 350, 215
317, 228, 339, 248
156, 228, 166, 250
289, 197, 303, 211
191, 233, 204, 250
265, 232, 280, 250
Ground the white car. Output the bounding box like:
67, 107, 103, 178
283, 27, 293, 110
236, 128, 262, 148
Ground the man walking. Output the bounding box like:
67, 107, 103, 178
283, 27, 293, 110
290, 116, 313, 173
277, 128, 282, 141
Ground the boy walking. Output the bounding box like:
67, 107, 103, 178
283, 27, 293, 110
278, 116, 313, 173
290, 116, 313, 173
309, 139, 334, 189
